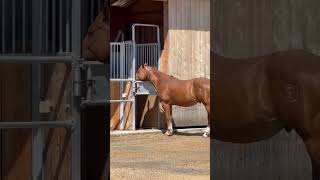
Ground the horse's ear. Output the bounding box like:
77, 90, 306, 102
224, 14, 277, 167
144, 63, 148, 67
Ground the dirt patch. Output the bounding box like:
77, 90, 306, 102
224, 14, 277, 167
111, 132, 210, 180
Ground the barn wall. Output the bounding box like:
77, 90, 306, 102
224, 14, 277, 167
166, 0, 210, 127
211, 0, 320, 179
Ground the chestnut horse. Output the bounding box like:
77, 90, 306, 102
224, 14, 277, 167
136, 64, 211, 137
212, 49, 320, 180
82, 0, 110, 62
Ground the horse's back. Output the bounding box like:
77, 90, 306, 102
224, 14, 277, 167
212, 52, 282, 142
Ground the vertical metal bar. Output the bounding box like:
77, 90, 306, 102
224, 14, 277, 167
117, 44, 120, 78
44, 0, 48, 53
120, 43, 122, 78
71, 0, 82, 178
144, 45, 146, 66
12, 0, 16, 53
22, 0, 26, 52
120, 42, 125, 128
115, 45, 117, 78
148, 45, 150, 66
32, 65, 44, 180
32, 0, 44, 178
126, 43, 128, 78
112, 45, 115, 78
66, 0, 70, 52
72, 62, 81, 180
116, 45, 118, 78
52, 0, 56, 53
110, 44, 112, 78
1, 0, 5, 53
59, 0, 63, 52
120, 101, 124, 129
132, 41, 136, 130
152, 45, 154, 66
90, 0, 94, 22
71, 0, 81, 55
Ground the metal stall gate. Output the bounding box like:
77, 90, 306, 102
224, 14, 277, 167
0, 0, 107, 179
110, 23, 161, 130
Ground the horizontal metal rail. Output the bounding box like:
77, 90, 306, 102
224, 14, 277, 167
0, 55, 81, 63
110, 78, 134, 81
81, 99, 109, 107
0, 120, 74, 129
110, 99, 133, 103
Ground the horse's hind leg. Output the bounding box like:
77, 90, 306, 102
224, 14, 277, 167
203, 104, 210, 138
162, 103, 173, 136
303, 136, 320, 180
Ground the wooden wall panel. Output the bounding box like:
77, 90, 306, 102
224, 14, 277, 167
167, 0, 210, 127
0, 64, 32, 180
42, 64, 72, 180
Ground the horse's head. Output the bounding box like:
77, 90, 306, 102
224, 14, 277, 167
82, 1, 110, 62
136, 63, 152, 81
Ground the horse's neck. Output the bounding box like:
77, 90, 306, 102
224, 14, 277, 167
148, 68, 169, 89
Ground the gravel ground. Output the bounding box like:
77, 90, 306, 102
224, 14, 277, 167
110, 132, 210, 180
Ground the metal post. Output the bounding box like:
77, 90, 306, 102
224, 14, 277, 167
119, 43, 125, 129
132, 41, 136, 130
1, 0, 5, 53
12, 0, 16, 53
71, 0, 82, 178
22, 0, 26, 53
32, 0, 43, 179
32, 64, 44, 180
72, 61, 81, 180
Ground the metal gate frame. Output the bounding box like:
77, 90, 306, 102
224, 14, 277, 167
110, 23, 161, 130
0, 0, 85, 179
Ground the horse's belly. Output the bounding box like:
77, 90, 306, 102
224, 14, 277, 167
213, 121, 285, 143
171, 98, 198, 107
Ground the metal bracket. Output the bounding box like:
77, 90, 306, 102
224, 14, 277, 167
39, 100, 52, 113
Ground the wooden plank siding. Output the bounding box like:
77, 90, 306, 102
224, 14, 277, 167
42, 64, 72, 180
165, 0, 210, 127
211, 0, 320, 179
0, 64, 32, 180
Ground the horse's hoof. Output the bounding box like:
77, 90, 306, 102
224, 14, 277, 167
203, 133, 210, 138
165, 131, 173, 136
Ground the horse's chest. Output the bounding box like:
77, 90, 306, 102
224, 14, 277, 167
157, 92, 170, 102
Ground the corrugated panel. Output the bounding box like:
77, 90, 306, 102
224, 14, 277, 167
212, 0, 320, 58
168, 0, 210, 127
212, 130, 312, 180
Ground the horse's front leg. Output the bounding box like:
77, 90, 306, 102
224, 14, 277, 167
161, 102, 173, 136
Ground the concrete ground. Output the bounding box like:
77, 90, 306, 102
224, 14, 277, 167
110, 130, 210, 180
